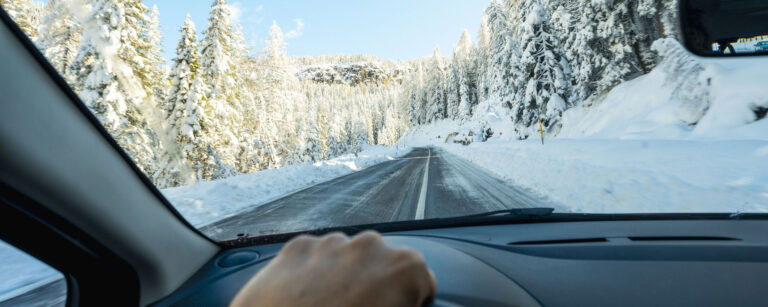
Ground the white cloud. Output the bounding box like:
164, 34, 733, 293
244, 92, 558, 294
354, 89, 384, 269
228, 2, 265, 51
230, 2, 264, 26
285, 19, 305, 39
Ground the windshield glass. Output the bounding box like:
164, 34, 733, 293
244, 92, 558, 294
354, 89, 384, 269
4, 0, 767, 241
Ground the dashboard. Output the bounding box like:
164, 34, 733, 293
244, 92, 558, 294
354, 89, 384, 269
151, 219, 768, 306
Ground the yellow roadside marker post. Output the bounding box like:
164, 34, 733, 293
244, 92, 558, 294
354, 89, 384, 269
539, 119, 544, 145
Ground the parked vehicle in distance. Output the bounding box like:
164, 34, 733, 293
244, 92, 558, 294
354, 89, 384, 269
444, 128, 479, 146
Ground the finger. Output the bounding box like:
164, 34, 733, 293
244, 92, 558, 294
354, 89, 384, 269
315, 232, 349, 253
280, 234, 318, 258
413, 264, 437, 305
348, 230, 384, 250
426, 269, 438, 301
387, 248, 435, 304
403, 250, 436, 304
351, 230, 382, 242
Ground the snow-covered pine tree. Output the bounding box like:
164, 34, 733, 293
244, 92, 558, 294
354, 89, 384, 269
454, 29, 475, 121
286, 85, 319, 164
340, 119, 355, 154
629, 0, 663, 73
36, 0, 81, 81
197, 0, 246, 178
425, 46, 447, 122
351, 120, 368, 153
69, 0, 162, 179
408, 62, 427, 125
1, 0, 40, 39
446, 30, 474, 120
260, 21, 309, 166
486, 0, 520, 108
255, 91, 281, 169
309, 90, 329, 160
400, 0, 685, 134
259, 21, 291, 165
159, 15, 201, 185
513, 2, 571, 133
326, 87, 346, 158
378, 103, 398, 145
661, 0, 681, 39
631, 0, 683, 72
237, 55, 271, 172
549, 1, 572, 38
446, 61, 460, 119
327, 115, 347, 158
473, 13, 491, 102
145, 5, 167, 103
229, 24, 262, 173
164, 15, 198, 117
555, 0, 607, 102
593, 0, 640, 92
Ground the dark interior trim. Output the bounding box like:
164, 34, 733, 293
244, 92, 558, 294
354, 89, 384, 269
0, 182, 139, 306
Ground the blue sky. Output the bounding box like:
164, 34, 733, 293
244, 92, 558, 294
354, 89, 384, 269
144, 0, 490, 62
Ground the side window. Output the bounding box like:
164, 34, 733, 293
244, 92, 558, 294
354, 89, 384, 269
0, 241, 66, 307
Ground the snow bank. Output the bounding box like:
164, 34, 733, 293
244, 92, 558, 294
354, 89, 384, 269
161, 145, 411, 227
400, 40, 768, 213
400, 115, 767, 213
0, 242, 61, 302
404, 138, 768, 213
400, 97, 522, 144
559, 38, 768, 140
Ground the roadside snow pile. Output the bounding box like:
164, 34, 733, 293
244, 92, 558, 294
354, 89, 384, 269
416, 138, 768, 213
401, 98, 525, 145
161, 145, 410, 227
559, 38, 768, 140
401, 114, 768, 213
0, 242, 61, 302
400, 39, 768, 213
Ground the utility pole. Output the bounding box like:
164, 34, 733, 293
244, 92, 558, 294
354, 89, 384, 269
538, 119, 544, 145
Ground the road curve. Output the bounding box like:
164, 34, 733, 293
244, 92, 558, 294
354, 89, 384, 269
202, 147, 554, 240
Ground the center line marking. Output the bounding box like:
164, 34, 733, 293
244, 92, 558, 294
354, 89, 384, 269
415, 148, 431, 220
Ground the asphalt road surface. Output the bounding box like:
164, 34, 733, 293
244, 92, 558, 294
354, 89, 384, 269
203, 147, 554, 240
0, 278, 66, 307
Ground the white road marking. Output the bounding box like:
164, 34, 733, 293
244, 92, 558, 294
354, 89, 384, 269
415, 148, 431, 220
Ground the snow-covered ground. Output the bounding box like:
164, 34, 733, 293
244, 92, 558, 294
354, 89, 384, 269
401, 132, 768, 213
161, 145, 411, 227
0, 241, 62, 303
558, 39, 768, 141
399, 40, 768, 213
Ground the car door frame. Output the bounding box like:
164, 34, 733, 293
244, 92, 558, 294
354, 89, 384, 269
0, 8, 220, 306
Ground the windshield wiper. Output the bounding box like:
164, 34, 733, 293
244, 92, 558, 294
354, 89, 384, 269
458, 207, 555, 219
219, 211, 768, 247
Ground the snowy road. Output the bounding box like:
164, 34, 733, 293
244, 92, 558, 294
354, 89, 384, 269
0, 278, 65, 307
202, 147, 552, 240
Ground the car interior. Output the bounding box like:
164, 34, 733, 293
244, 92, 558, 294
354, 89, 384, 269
2, 1, 768, 306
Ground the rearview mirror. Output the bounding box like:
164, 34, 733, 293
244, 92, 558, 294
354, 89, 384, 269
681, 0, 768, 56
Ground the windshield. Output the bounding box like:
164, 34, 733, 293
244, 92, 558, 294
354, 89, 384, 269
4, 0, 767, 241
